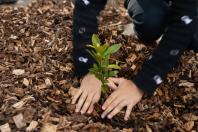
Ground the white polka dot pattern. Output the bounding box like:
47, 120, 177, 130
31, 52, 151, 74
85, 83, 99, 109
78, 57, 88, 63
153, 75, 163, 85
170, 49, 180, 56
82, 0, 90, 5
78, 27, 86, 34
181, 16, 192, 25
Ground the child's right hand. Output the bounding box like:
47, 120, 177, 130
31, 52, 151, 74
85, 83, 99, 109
72, 74, 102, 114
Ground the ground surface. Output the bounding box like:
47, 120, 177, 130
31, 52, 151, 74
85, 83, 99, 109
0, 0, 197, 131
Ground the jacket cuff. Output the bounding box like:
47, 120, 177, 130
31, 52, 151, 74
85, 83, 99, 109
133, 71, 162, 96
73, 49, 95, 77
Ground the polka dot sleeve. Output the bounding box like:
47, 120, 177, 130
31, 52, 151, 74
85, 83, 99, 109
133, 0, 197, 95
72, 0, 107, 76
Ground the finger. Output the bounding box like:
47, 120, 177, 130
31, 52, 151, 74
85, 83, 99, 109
107, 101, 127, 119
87, 102, 94, 114
87, 93, 100, 114
107, 79, 118, 90
102, 91, 119, 110
108, 77, 121, 85
72, 89, 83, 104
101, 97, 123, 118
80, 94, 94, 114
124, 105, 133, 121
75, 92, 88, 112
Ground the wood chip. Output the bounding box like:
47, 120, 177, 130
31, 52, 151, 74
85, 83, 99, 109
179, 81, 194, 87
131, 64, 136, 71
23, 78, 30, 87
45, 78, 52, 87
12, 69, 25, 76
12, 96, 35, 109
122, 128, 133, 132
183, 121, 194, 131
13, 113, 26, 129
12, 100, 26, 109
182, 113, 198, 121
0, 123, 11, 132
26, 121, 38, 132
122, 23, 135, 36
146, 125, 152, 132
41, 123, 57, 132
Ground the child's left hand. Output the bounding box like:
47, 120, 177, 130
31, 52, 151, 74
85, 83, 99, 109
101, 77, 144, 121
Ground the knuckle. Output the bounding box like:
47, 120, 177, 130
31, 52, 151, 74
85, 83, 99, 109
115, 108, 120, 112
86, 99, 92, 103
111, 102, 116, 107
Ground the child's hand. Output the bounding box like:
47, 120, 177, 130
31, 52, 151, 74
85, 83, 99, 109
101, 77, 144, 121
72, 74, 101, 114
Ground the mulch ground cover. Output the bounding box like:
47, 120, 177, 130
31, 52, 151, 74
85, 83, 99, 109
0, 0, 197, 131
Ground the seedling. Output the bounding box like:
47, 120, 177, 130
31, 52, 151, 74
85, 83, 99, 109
87, 34, 121, 94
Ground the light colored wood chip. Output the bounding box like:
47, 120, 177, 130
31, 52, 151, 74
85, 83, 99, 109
12, 100, 26, 109
45, 78, 52, 87
0, 123, 11, 132
23, 78, 29, 87
41, 123, 57, 132
26, 121, 38, 132
12, 69, 25, 75
183, 121, 194, 131
13, 113, 26, 129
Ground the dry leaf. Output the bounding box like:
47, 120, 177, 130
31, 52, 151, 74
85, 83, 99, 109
12, 69, 25, 75
26, 121, 38, 132
0, 123, 11, 132
13, 113, 26, 129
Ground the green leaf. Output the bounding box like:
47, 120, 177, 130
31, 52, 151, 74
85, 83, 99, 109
92, 34, 101, 47
107, 64, 121, 70
103, 44, 121, 57
109, 71, 119, 77
98, 44, 109, 54
86, 50, 99, 64
87, 45, 96, 50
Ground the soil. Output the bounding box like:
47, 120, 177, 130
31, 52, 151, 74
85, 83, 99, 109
0, 0, 197, 131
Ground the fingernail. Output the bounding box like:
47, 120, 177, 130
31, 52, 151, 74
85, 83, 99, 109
75, 109, 79, 112
124, 117, 129, 121
102, 106, 105, 110
107, 115, 111, 119
101, 114, 104, 118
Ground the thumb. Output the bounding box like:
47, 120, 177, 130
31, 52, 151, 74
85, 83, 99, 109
107, 77, 122, 90
107, 79, 118, 90
108, 77, 122, 85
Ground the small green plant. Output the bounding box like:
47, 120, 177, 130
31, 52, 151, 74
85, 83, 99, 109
87, 34, 121, 94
